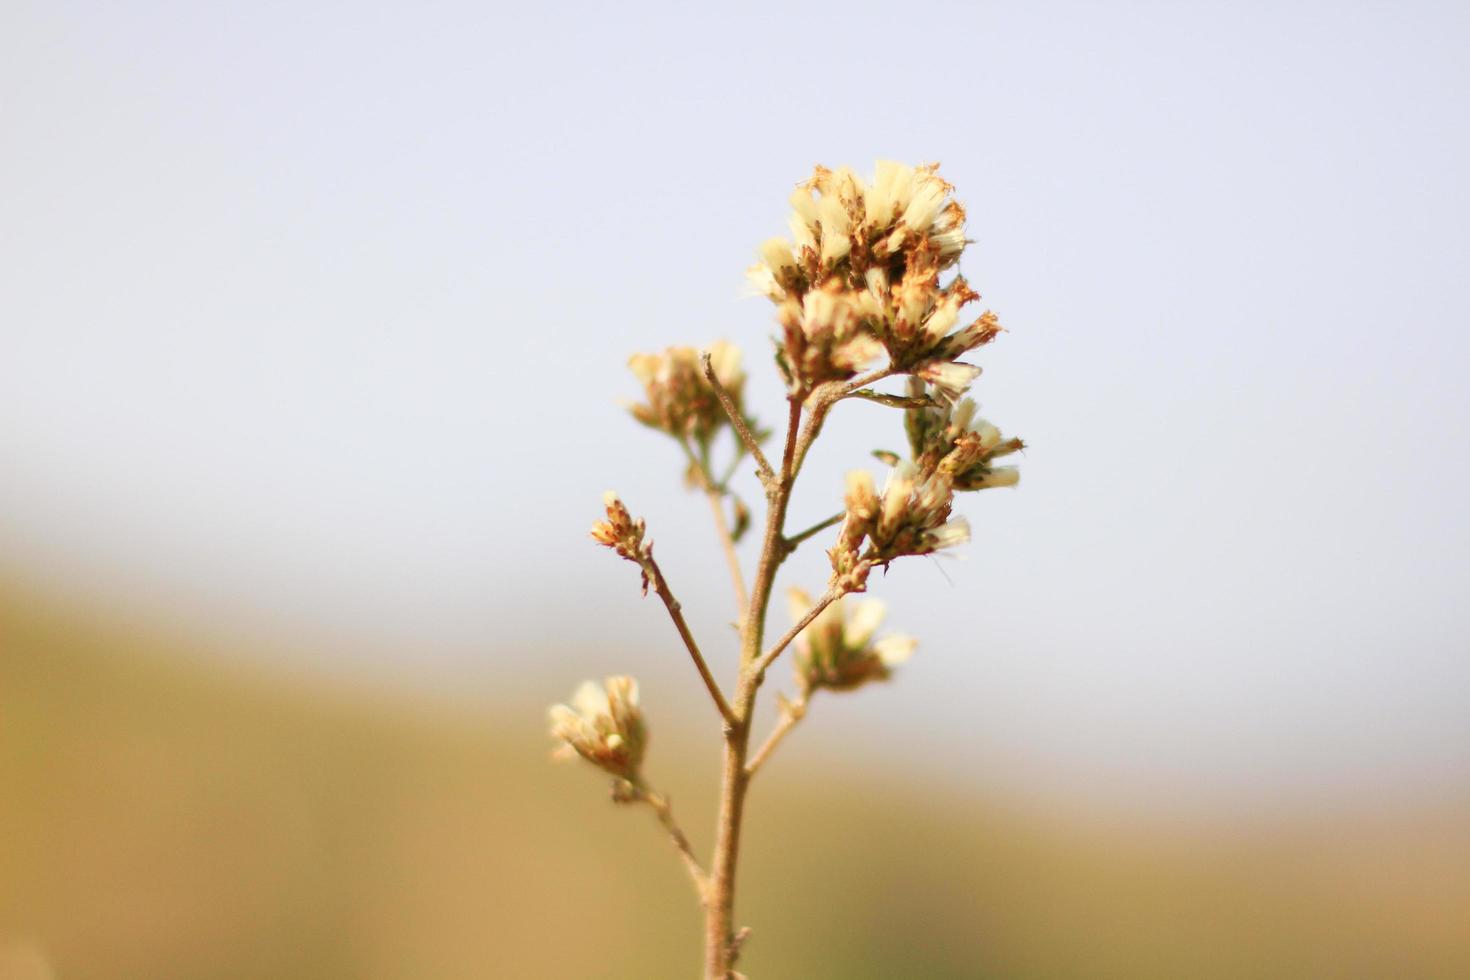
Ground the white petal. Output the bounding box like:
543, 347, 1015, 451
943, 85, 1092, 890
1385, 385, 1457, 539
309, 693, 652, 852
918, 360, 982, 398
873, 635, 918, 667
745, 264, 784, 301
929, 517, 971, 550
881, 462, 916, 531
973, 421, 1002, 452
786, 586, 814, 627
976, 467, 1020, 489
789, 187, 820, 224
951, 399, 978, 431
628, 353, 660, 386
706, 341, 742, 387
901, 182, 946, 231
788, 212, 816, 251
922, 295, 961, 343
571, 680, 609, 719
844, 598, 887, 650
759, 236, 796, 273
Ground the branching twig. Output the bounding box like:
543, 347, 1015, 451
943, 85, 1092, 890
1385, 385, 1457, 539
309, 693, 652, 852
703, 487, 749, 613
702, 351, 774, 490
848, 388, 934, 409
680, 439, 750, 614
784, 512, 843, 551
752, 586, 844, 679
791, 365, 902, 477
636, 787, 710, 902
745, 693, 809, 778
639, 552, 737, 726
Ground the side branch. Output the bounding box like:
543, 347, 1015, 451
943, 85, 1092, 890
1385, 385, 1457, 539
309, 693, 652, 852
752, 586, 844, 679
702, 351, 775, 489
791, 365, 902, 477
680, 439, 749, 615
784, 512, 843, 551
636, 787, 709, 902
745, 694, 808, 778
703, 485, 749, 613
641, 552, 738, 726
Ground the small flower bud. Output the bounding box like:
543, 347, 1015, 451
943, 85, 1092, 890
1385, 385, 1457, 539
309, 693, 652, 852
591, 491, 645, 557
590, 493, 654, 591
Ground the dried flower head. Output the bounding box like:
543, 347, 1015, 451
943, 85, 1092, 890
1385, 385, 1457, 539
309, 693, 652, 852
829, 462, 970, 581
788, 587, 916, 693
627, 341, 751, 450
904, 379, 1024, 491
549, 676, 647, 785
747, 161, 1003, 396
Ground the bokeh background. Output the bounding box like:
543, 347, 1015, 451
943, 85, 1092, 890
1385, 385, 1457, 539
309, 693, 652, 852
3, 1, 1468, 977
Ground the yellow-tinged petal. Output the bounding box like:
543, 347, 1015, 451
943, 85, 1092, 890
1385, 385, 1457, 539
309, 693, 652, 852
844, 597, 887, 650
874, 635, 918, 667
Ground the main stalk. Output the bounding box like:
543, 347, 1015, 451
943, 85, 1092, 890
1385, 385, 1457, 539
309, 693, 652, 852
703, 397, 800, 979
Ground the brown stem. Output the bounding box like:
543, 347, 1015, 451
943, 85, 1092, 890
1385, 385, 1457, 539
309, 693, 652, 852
752, 587, 843, 679
790, 366, 900, 478
702, 351, 774, 489
704, 488, 749, 614
744, 694, 809, 778
784, 511, 844, 550
638, 787, 709, 902
681, 439, 749, 615
704, 395, 802, 979
640, 553, 737, 727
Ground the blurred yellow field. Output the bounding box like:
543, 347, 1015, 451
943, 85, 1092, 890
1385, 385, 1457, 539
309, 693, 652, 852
3, 581, 1466, 979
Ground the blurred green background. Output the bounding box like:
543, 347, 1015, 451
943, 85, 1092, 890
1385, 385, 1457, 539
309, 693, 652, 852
4, 576, 1466, 980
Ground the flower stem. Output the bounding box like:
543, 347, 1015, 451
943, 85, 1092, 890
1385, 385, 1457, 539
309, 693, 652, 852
784, 511, 844, 551
637, 787, 709, 902
752, 587, 843, 679
702, 351, 774, 490
744, 694, 808, 779
639, 552, 736, 727
680, 440, 749, 616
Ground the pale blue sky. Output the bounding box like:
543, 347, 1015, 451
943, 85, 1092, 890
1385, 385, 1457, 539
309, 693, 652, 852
3, 0, 1468, 810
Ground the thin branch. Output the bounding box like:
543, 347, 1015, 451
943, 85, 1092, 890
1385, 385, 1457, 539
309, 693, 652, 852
752, 586, 844, 679
680, 439, 749, 614
744, 694, 808, 778
702, 351, 774, 490
640, 551, 737, 726
790, 366, 902, 478
703, 483, 749, 613
848, 388, 933, 409
841, 364, 904, 398
778, 395, 802, 487
715, 450, 743, 490
637, 787, 710, 902
784, 512, 843, 551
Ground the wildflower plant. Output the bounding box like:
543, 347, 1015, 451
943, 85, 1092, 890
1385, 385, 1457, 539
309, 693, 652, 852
550, 161, 1023, 978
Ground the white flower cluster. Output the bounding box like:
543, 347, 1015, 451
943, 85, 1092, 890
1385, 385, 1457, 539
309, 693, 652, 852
746, 162, 1002, 399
